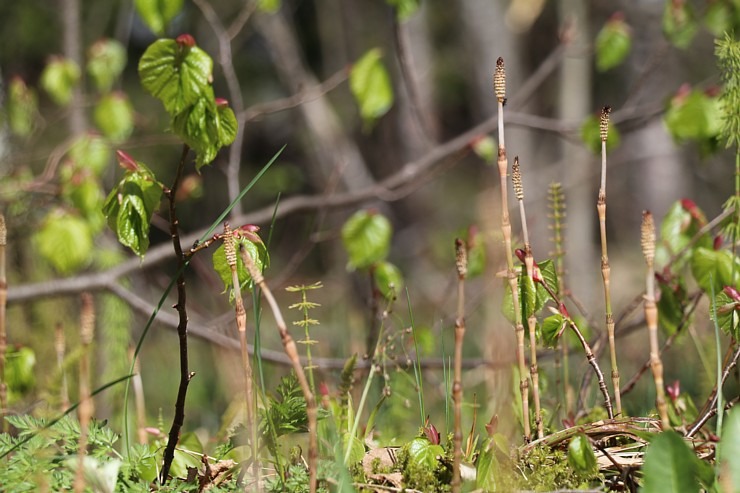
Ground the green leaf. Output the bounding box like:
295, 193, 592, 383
7, 77, 37, 137
664, 88, 723, 150
663, 1, 697, 49
690, 247, 740, 295
94, 92, 134, 142
595, 15, 632, 72
87, 39, 127, 93
68, 133, 111, 176
711, 290, 740, 339
169, 431, 202, 479
655, 200, 711, 270
374, 260, 403, 299
704, 1, 733, 37
172, 94, 238, 170
33, 209, 93, 274
212, 230, 269, 300
102, 158, 163, 257
138, 37, 214, 115
405, 437, 444, 470
386, 0, 419, 20
538, 259, 559, 301
541, 314, 566, 349
60, 166, 105, 232
580, 113, 620, 154
641, 431, 700, 493
350, 48, 394, 128
567, 434, 597, 475
657, 279, 688, 336
471, 136, 496, 165
341, 209, 392, 270
721, 406, 740, 493
134, 0, 183, 35
5, 346, 36, 401
40, 57, 81, 106
520, 272, 537, 319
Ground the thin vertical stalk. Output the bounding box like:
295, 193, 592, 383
512, 158, 543, 439
641, 211, 669, 429
56, 323, 70, 411
129, 348, 147, 445
494, 57, 530, 441
0, 214, 6, 431
451, 238, 467, 493
548, 183, 569, 417
223, 223, 258, 487
74, 292, 95, 493
239, 246, 317, 493
160, 145, 193, 483
597, 106, 618, 418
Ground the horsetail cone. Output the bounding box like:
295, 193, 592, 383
223, 223, 237, 267
455, 238, 468, 279
512, 157, 523, 201
600, 106, 611, 143
641, 211, 655, 264
494, 57, 506, 102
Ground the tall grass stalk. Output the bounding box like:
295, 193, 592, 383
512, 158, 543, 439
641, 211, 669, 429
239, 245, 318, 493
597, 106, 619, 419
451, 238, 467, 492
0, 214, 6, 431
406, 289, 425, 427
494, 56, 530, 441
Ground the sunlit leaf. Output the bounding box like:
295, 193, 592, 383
7, 77, 37, 137
341, 209, 392, 270
541, 314, 566, 349
711, 290, 740, 339
94, 92, 134, 142
169, 431, 202, 479
138, 36, 213, 115
374, 260, 403, 299
134, 0, 184, 35
172, 94, 238, 170
690, 247, 740, 295
40, 57, 81, 106
641, 431, 700, 493
87, 39, 127, 93
5, 346, 36, 402
68, 133, 111, 176
664, 88, 722, 153
405, 437, 443, 470
350, 48, 394, 128
33, 209, 93, 274
567, 434, 597, 475
662, 1, 697, 50
595, 14, 631, 72
65, 456, 120, 493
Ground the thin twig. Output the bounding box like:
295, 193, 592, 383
0, 214, 6, 430
452, 238, 467, 493
160, 145, 194, 484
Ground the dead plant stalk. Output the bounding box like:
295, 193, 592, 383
239, 245, 318, 493
512, 158, 543, 439
598, 106, 619, 418
495, 57, 531, 441
74, 292, 95, 493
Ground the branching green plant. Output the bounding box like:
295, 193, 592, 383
287, 281, 323, 394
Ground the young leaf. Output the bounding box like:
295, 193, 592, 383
690, 247, 740, 295
580, 113, 620, 154
102, 154, 163, 257
595, 14, 631, 72
341, 209, 392, 270
138, 36, 214, 115
40, 57, 81, 106
68, 133, 111, 176
641, 431, 700, 493
172, 95, 238, 170
7, 77, 37, 137
374, 260, 403, 299
655, 200, 711, 270
350, 48, 394, 128
711, 289, 740, 340
94, 92, 134, 142
567, 433, 597, 475
212, 229, 269, 299
258, 0, 281, 13
405, 437, 444, 470
87, 39, 127, 93
33, 209, 93, 274
134, 0, 184, 35
662, 0, 697, 50
541, 314, 566, 349
664, 87, 722, 151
